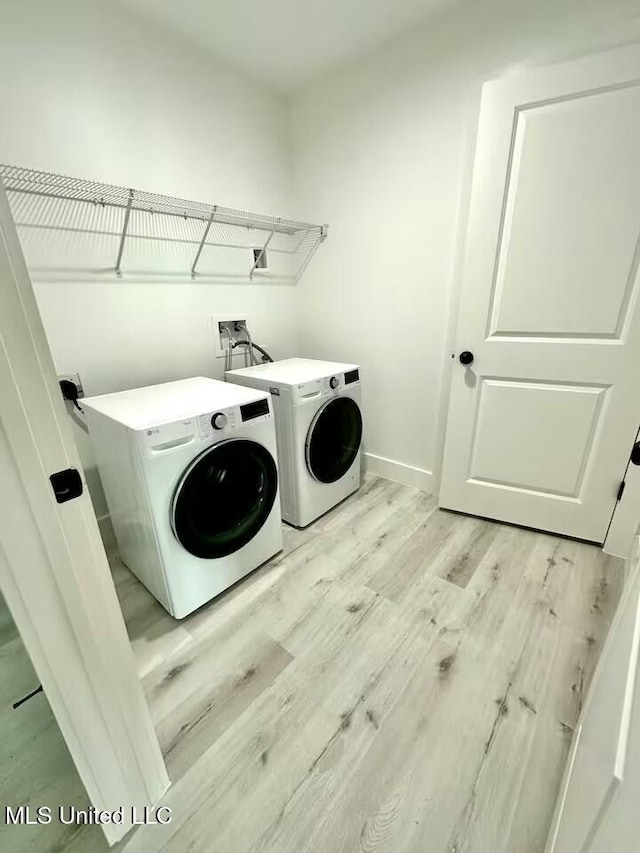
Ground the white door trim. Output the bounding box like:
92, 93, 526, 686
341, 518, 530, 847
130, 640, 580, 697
545, 536, 640, 851
0, 182, 168, 845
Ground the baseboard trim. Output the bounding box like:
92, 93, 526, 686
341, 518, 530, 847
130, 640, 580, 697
363, 452, 435, 494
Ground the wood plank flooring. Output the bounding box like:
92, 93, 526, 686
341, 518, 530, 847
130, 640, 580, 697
108, 475, 623, 853
0, 595, 101, 853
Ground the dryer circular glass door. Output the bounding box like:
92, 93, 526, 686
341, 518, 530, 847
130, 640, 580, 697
171, 439, 278, 559
305, 396, 363, 484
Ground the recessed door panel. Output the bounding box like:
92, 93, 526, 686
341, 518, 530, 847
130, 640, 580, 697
470, 380, 606, 497
490, 87, 640, 340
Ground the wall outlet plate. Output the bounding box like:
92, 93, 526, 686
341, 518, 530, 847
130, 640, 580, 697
211, 314, 250, 360
252, 247, 269, 273
57, 373, 84, 398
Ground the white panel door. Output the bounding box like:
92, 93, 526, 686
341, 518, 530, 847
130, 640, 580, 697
0, 181, 168, 843
547, 564, 640, 853
440, 44, 640, 542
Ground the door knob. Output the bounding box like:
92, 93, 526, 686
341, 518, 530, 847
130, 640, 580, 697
459, 351, 474, 366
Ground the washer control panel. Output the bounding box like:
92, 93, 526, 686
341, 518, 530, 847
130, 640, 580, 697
196, 397, 271, 441
197, 407, 237, 440
211, 412, 228, 430
141, 397, 272, 453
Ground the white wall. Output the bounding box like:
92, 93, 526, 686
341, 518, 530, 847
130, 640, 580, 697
291, 0, 640, 492
0, 0, 296, 518
4, 0, 640, 521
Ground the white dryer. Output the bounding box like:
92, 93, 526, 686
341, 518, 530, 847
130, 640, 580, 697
226, 358, 362, 528
82, 377, 282, 618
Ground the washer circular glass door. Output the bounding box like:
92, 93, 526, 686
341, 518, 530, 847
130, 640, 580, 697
171, 439, 278, 559
305, 396, 363, 484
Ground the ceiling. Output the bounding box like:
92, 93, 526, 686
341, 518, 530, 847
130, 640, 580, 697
118, 0, 460, 93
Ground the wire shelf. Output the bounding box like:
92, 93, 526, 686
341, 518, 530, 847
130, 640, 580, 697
0, 164, 328, 283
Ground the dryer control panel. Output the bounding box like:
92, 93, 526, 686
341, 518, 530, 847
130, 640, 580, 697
292, 370, 360, 405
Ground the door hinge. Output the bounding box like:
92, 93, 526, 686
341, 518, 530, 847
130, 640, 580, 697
49, 468, 83, 504
617, 480, 626, 501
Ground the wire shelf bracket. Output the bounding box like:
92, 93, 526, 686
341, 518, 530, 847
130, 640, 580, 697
249, 229, 274, 280
190, 205, 218, 279
294, 225, 328, 284
115, 188, 134, 278
0, 165, 328, 284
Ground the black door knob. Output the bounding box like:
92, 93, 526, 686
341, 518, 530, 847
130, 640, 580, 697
459, 351, 474, 366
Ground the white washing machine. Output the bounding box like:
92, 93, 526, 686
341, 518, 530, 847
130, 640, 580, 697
226, 358, 362, 528
82, 377, 282, 618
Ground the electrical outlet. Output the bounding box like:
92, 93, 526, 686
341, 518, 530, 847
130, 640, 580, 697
211, 314, 250, 360
57, 373, 84, 397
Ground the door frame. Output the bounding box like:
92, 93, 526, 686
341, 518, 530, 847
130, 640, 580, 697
545, 534, 640, 851
0, 182, 169, 845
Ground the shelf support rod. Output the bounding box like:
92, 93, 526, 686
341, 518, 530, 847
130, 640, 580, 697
191, 206, 217, 279
249, 230, 274, 280
115, 189, 134, 278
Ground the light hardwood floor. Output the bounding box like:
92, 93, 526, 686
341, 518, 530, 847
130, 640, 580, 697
107, 475, 623, 853
0, 596, 98, 853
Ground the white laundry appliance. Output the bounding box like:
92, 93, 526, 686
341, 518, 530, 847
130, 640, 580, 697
82, 377, 282, 618
226, 358, 362, 528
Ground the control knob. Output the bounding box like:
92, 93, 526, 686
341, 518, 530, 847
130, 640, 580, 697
329, 376, 339, 390
211, 412, 228, 430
